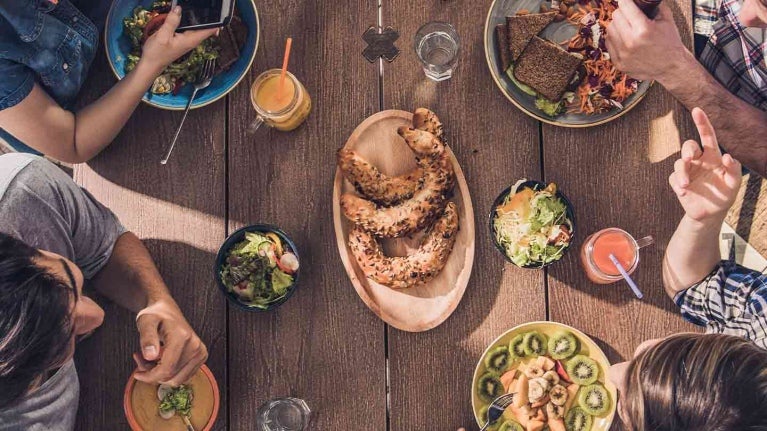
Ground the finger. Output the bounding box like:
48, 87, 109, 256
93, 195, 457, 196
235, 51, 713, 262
680, 139, 703, 161
164, 343, 207, 386
691, 107, 721, 155
668, 172, 687, 197
656, 2, 674, 21
721, 154, 743, 189
136, 314, 162, 361
156, 5, 182, 41
134, 337, 186, 384
132, 351, 154, 372
175, 27, 220, 50
617, 0, 649, 26
673, 158, 691, 188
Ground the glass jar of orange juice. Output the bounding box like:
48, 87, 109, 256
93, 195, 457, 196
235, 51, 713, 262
249, 69, 311, 133
580, 228, 653, 284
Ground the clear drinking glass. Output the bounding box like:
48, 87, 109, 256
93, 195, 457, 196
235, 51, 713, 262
248, 69, 312, 134
580, 228, 654, 285
256, 397, 311, 431
414, 22, 460, 81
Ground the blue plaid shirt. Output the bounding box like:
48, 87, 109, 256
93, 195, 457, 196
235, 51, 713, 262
675, 260, 767, 349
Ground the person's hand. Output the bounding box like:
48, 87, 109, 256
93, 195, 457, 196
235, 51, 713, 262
139, 5, 219, 72
605, 0, 688, 81
132, 299, 208, 386
668, 108, 742, 222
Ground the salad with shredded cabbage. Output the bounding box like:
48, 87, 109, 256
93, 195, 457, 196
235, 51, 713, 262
219, 231, 299, 309
123, 0, 219, 94
493, 181, 573, 267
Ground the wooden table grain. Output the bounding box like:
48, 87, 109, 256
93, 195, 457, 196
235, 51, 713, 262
72, 0, 709, 430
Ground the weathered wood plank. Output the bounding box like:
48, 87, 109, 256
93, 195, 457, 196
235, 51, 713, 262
225, 1, 386, 429
543, 1, 700, 429
382, 2, 545, 429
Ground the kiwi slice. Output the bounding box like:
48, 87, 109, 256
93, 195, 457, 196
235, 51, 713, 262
578, 384, 611, 417
508, 334, 527, 358
565, 355, 599, 386
484, 345, 512, 373
565, 406, 594, 431
547, 331, 580, 360
477, 372, 504, 403
522, 331, 547, 356
478, 406, 500, 431
498, 420, 524, 431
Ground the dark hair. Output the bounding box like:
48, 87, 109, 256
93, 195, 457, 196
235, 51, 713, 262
0, 233, 76, 408
624, 333, 767, 431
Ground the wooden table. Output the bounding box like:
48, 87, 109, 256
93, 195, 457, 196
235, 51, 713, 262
73, 0, 703, 429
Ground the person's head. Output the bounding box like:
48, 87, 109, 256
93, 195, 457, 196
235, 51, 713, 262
0, 233, 104, 408
608, 333, 767, 431
740, 0, 767, 27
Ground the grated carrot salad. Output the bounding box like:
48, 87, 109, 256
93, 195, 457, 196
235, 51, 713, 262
564, 0, 640, 115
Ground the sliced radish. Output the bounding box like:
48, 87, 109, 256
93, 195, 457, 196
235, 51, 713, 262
159, 408, 175, 420
279, 253, 299, 273
157, 384, 172, 401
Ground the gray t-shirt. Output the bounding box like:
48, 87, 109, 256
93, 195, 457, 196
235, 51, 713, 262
0, 153, 126, 431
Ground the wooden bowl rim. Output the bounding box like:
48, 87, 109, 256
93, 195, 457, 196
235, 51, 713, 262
123, 364, 221, 431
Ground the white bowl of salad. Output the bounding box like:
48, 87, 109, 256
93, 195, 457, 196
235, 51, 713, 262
490, 180, 575, 268
215, 225, 300, 311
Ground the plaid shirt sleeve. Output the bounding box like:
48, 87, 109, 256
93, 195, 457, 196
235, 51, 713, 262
694, 0, 720, 36
675, 260, 767, 349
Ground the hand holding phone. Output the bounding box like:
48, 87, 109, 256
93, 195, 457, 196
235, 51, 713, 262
171, 0, 234, 31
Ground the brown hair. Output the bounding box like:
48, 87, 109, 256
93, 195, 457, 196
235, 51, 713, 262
0, 233, 76, 408
624, 333, 767, 431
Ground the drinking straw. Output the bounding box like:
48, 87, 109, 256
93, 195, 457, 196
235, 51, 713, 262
278, 37, 293, 101
609, 253, 644, 299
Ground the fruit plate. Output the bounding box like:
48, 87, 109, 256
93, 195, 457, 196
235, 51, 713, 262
471, 321, 617, 430
332, 110, 475, 332
483, 0, 652, 127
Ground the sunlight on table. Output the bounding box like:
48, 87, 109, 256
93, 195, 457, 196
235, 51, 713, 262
647, 111, 681, 163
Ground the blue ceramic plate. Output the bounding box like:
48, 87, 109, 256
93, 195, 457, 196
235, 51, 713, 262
105, 0, 259, 110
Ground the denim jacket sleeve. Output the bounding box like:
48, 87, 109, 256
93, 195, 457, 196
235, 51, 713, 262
0, 0, 98, 111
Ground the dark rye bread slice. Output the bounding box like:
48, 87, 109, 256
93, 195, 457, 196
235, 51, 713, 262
514, 36, 582, 101
495, 24, 511, 72
507, 12, 557, 62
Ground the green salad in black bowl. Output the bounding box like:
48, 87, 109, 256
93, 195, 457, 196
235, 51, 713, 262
215, 225, 300, 311
489, 180, 576, 269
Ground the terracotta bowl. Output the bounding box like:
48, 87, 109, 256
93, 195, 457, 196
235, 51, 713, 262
123, 364, 220, 431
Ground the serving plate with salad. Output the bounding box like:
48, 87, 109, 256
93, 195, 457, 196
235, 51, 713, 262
484, 0, 652, 127
105, 0, 259, 110
490, 180, 575, 268
472, 321, 617, 431
215, 225, 300, 311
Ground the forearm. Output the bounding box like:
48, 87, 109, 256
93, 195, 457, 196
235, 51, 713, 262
71, 60, 163, 161
662, 214, 723, 298
659, 51, 767, 177
90, 232, 177, 313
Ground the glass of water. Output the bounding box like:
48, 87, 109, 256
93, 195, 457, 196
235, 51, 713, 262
257, 397, 311, 431
414, 21, 461, 81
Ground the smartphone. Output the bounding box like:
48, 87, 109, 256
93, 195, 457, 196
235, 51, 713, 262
171, 0, 234, 31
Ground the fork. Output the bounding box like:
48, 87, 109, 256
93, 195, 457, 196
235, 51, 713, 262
480, 393, 516, 431
160, 58, 217, 165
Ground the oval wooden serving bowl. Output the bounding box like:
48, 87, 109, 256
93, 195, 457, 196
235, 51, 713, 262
332, 110, 475, 332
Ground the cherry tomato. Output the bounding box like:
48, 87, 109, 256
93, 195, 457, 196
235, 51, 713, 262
142, 13, 168, 42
